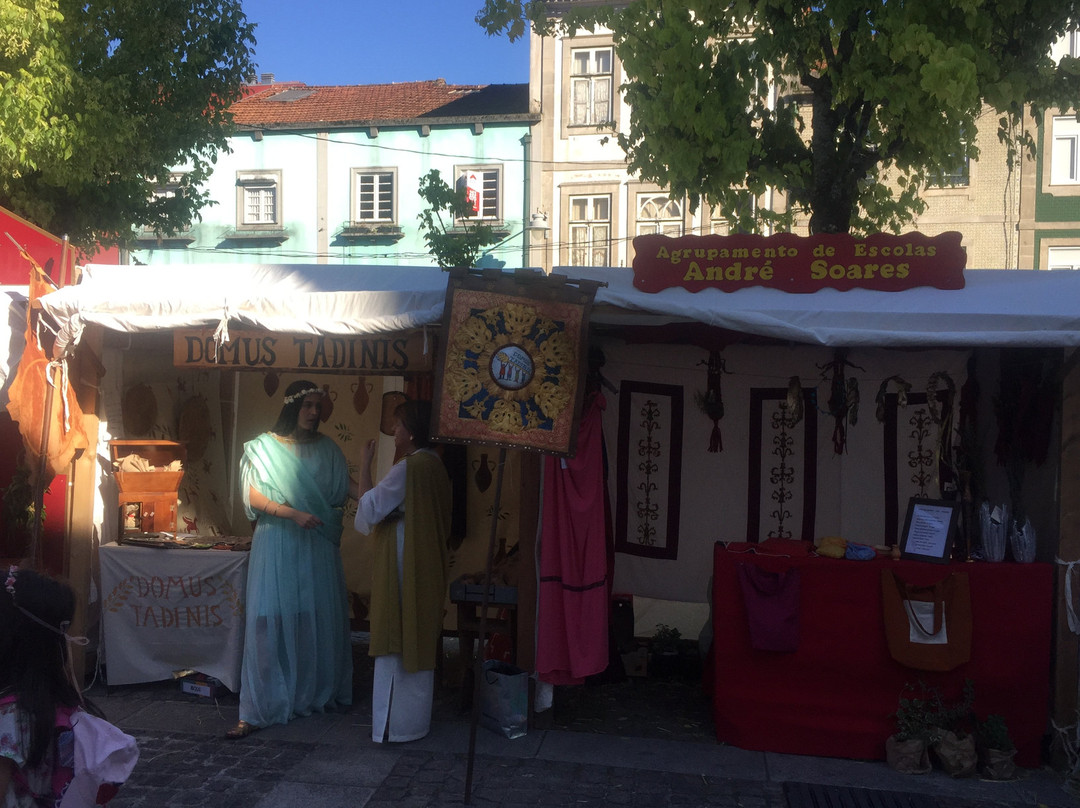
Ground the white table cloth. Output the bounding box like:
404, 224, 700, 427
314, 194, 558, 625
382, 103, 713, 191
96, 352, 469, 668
99, 543, 248, 691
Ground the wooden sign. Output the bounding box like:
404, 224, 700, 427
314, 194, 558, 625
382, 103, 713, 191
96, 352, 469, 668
431, 269, 599, 457
173, 328, 433, 373
632, 231, 965, 294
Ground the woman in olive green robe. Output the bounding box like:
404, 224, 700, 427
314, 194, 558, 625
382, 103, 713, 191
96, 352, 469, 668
355, 400, 451, 742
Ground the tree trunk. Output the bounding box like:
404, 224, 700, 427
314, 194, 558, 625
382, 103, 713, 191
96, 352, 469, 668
808, 92, 855, 234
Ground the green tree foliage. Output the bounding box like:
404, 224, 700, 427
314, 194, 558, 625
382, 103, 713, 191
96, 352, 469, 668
417, 169, 500, 269
0, 0, 255, 249
477, 1, 1080, 234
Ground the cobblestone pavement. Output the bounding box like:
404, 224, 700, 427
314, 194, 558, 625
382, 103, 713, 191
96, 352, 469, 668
87, 647, 1075, 808
108, 729, 792, 808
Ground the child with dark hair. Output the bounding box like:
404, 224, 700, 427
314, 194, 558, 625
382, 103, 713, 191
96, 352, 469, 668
0, 566, 138, 806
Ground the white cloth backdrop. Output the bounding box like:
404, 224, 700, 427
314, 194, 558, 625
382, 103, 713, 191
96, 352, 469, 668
601, 340, 970, 605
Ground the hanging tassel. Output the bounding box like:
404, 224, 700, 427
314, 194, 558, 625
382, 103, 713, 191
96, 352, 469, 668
697, 350, 727, 453
786, 376, 804, 425
709, 420, 723, 453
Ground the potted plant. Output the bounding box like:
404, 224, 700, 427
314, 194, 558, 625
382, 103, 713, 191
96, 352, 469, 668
888, 679, 977, 776
648, 623, 682, 678
887, 682, 936, 774
929, 679, 977, 778
976, 714, 1017, 780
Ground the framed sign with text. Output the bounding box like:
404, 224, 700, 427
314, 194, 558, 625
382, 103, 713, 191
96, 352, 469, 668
899, 498, 960, 563
431, 269, 599, 457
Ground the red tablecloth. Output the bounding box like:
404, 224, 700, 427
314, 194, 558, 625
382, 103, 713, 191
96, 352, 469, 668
710, 544, 1052, 766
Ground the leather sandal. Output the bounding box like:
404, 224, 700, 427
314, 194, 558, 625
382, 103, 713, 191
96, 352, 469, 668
224, 720, 259, 740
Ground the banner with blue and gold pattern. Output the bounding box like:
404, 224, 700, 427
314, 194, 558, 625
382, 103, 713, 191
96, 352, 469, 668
432, 268, 599, 457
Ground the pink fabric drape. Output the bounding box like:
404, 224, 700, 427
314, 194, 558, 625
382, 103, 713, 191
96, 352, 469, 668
537, 393, 611, 685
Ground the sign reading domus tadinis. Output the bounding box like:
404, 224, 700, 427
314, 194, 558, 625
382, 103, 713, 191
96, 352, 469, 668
173, 328, 433, 372
632, 232, 965, 294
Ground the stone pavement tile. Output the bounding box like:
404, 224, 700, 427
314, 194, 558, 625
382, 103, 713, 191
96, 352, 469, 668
107, 730, 314, 808
244, 706, 356, 744
110, 699, 239, 737
765, 750, 1075, 807
534, 729, 767, 780
409, 716, 546, 759
317, 709, 376, 745
283, 741, 404, 788
364, 750, 787, 808
252, 782, 376, 808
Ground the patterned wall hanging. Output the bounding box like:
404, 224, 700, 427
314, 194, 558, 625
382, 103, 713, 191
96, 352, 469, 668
881, 390, 954, 543
616, 381, 683, 560
432, 268, 600, 456
746, 388, 818, 543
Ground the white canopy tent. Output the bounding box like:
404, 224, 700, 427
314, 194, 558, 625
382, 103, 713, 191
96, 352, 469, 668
33, 263, 1080, 348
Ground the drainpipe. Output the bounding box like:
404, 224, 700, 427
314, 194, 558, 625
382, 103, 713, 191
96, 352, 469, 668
522, 132, 532, 268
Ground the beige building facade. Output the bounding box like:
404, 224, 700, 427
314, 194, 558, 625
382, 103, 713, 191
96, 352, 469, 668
524, 21, 1075, 274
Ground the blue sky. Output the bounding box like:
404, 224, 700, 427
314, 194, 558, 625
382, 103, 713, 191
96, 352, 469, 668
242, 1, 529, 87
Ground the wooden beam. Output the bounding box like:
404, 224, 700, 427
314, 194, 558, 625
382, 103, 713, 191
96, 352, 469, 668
1052, 347, 1080, 761
66, 325, 104, 684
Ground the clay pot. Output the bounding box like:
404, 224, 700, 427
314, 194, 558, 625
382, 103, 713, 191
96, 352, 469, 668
320, 384, 336, 422
263, 371, 280, 397
473, 452, 495, 492
352, 378, 373, 414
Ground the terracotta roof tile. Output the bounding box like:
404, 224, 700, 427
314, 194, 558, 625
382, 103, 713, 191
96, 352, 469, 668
231, 80, 529, 127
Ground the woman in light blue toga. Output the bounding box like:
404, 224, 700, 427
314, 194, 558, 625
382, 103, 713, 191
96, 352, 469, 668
226, 380, 357, 739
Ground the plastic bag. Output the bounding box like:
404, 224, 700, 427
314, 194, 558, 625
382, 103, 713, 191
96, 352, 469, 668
480, 660, 528, 739
1008, 517, 1037, 563
979, 502, 1008, 562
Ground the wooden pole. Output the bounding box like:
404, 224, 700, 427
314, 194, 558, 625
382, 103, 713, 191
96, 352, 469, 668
464, 446, 507, 804
28, 362, 57, 570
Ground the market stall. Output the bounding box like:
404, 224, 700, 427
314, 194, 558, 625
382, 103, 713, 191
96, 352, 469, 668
26, 252, 1080, 763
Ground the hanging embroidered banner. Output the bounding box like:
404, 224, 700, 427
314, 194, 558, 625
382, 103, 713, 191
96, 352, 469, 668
632, 231, 965, 294
432, 268, 600, 457
615, 381, 683, 560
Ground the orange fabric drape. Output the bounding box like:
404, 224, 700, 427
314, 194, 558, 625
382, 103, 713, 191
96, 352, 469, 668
5, 253, 88, 486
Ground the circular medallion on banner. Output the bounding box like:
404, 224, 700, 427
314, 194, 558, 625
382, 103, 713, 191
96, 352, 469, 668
489, 344, 534, 391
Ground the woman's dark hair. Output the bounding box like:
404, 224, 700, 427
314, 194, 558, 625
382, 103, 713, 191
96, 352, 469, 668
0, 568, 85, 767
271, 379, 323, 436
395, 399, 434, 448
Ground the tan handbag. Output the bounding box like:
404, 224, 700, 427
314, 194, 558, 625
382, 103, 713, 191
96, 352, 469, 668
881, 570, 972, 671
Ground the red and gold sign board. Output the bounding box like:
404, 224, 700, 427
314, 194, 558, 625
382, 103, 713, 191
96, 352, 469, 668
632, 231, 965, 294
173, 328, 433, 373
432, 269, 599, 458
